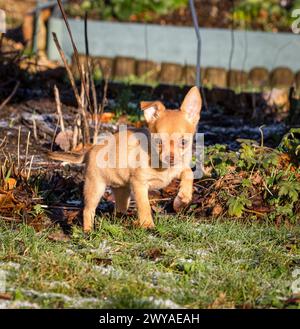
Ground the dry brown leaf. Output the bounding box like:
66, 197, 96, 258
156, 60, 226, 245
212, 204, 223, 217
55, 130, 73, 152
88, 112, 115, 123
163, 180, 179, 195
5, 178, 17, 190
209, 292, 235, 309
0, 292, 12, 300
0, 192, 15, 208
252, 172, 262, 185
92, 258, 112, 266
48, 232, 70, 242
145, 248, 163, 260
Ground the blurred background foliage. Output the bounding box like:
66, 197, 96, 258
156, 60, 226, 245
66, 0, 189, 22
233, 0, 300, 31
65, 0, 300, 32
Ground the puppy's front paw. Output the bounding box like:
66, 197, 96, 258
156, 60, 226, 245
133, 219, 155, 230
173, 192, 192, 212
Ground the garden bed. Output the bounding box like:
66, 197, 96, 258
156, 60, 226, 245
65, 0, 298, 33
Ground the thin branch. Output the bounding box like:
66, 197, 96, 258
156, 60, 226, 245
52, 32, 82, 107
17, 126, 21, 169
56, 0, 92, 111
54, 85, 65, 132
52, 32, 90, 144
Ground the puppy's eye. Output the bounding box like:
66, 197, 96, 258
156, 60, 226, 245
180, 138, 189, 147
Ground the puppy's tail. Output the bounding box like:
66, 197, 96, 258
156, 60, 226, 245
48, 151, 85, 164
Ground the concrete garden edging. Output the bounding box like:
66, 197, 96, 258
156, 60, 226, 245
47, 16, 300, 88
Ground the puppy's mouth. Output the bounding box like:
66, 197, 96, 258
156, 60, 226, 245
160, 155, 177, 168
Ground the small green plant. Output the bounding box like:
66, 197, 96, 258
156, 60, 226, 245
227, 194, 252, 218
202, 129, 300, 221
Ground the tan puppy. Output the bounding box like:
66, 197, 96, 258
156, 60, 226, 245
49, 86, 202, 232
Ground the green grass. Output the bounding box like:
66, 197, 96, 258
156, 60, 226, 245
0, 215, 300, 309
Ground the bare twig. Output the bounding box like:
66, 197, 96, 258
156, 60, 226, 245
17, 126, 21, 168
25, 131, 31, 168
27, 155, 34, 180
0, 136, 6, 150
52, 32, 90, 144
54, 85, 65, 132
97, 77, 109, 137
259, 125, 265, 148
56, 0, 92, 111
72, 114, 81, 150
50, 116, 60, 152
52, 33, 82, 107
32, 117, 38, 141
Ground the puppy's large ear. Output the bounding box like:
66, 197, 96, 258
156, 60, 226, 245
180, 86, 202, 126
141, 101, 166, 124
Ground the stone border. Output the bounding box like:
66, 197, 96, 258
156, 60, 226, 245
71, 54, 299, 90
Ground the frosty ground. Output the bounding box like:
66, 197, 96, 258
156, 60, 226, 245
1, 215, 300, 309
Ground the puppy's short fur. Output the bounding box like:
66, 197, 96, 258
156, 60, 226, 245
49, 86, 202, 232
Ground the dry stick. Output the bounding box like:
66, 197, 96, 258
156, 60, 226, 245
84, 66, 91, 112
80, 64, 85, 107
51, 33, 81, 107
24, 131, 31, 171
83, 10, 99, 144
90, 62, 97, 111
50, 117, 60, 152
73, 124, 79, 150
259, 125, 265, 148
0, 81, 20, 111
87, 62, 98, 120
52, 32, 90, 145
91, 72, 98, 145
80, 64, 88, 144
27, 155, 34, 180
54, 85, 65, 132
32, 117, 38, 140
0, 136, 6, 150
56, 0, 92, 112
17, 126, 21, 169
96, 77, 109, 137
72, 114, 81, 150
83, 22, 99, 144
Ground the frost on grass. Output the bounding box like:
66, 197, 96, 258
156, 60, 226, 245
44, 281, 71, 290
145, 296, 184, 309
7, 288, 104, 308
194, 249, 211, 259
92, 264, 122, 277
0, 262, 21, 271
0, 300, 40, 309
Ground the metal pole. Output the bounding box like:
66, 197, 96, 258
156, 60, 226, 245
33, 0, 41, 54
189, 0, 201, 88
189, 0, 207, 111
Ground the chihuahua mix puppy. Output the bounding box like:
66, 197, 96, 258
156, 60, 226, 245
49, 86, 202, 232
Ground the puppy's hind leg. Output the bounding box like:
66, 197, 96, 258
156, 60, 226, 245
112, 185, 131, 215
83, 176, 106, 232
